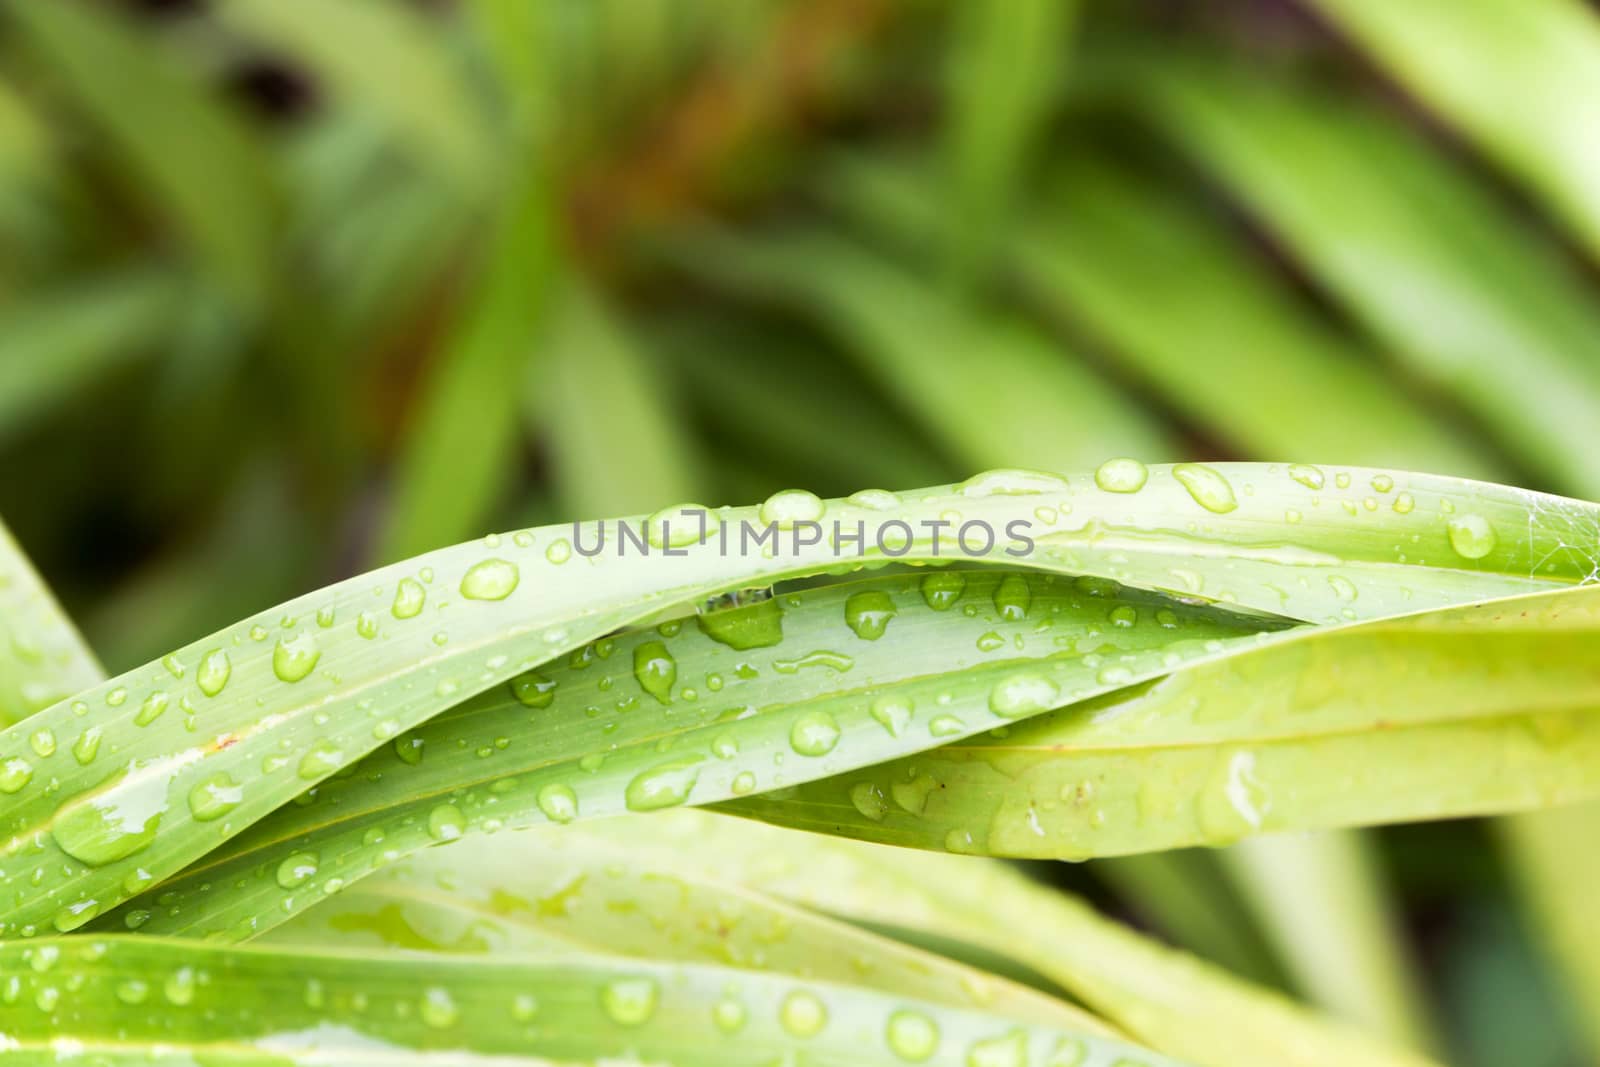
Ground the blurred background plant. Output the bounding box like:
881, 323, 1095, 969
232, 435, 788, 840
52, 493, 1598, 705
2, 1, 1598, 1063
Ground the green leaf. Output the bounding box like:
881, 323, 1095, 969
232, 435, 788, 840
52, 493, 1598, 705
941, 0, 1076, 286
550, 810, 1441, 1067
1499, 802, 1600, 1061
732, 583, 1600, 855
533, 281, 706, 520
0, 518, 102, 727
269, 823, 1114, 1036
103, 568, 1277, 939
218, 0, 495, 195
6, 0, 277, 306
1308, 0, 1600, 261
378, 169, 555, 561
1125, 56, 1600, 497
668, 227, 1177, 472
5, 465, 1592, 935
0, 269, 181, 447
0, 935, 1188, 1066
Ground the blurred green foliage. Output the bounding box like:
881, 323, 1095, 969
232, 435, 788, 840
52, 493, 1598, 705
3, 1, 1600, 1062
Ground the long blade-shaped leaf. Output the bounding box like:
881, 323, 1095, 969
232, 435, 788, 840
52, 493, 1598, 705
1124, 56, 1600, 497
1308, 0, 1600, 261
6, 466, 1593, 934
270, 824, 1113, 1036
0, 936, 1187, 1066
0, 518, 102, 727
104, 569, 1276, 939
731, 584, 1600, 854
556, 810, 1440, 1067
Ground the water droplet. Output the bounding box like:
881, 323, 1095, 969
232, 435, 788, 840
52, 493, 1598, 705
844, 590, 897, 640
1447, 514, 1497, 560
992, 574, 1031, 621
1371, 474, 1394, 493
920, 571, 966, 611
72, 728, 103, 765
135, 691, 169, 727
847, 489, 900, 511
28, 729, 55, 758
272, 633, 321, 683
161, 654, 185, 679
298, 741, 345, 780
421, 987, 460, 1028
790, 711, 841, 757
625, 757, 704, 811
1288, 464, 1325, 490
197, 649, 231, 697
428, 803, 465, 841
870, 694, 913, 736
1094, 458, 1148, 494
959, 469, 1068, 496
633, 641, 677, 704
356, 612, 380, 639
52, 765, 169, 866
1173, 463, 1237, 513
511, 993, 538, 1021
0, 756, 33, 794
989, 674, 1060, 718
601, 977, 659, 1026
850, 782, 889, 821
697, 593, 784, 649
1393, 493, 1415, 515
461, 558, 520, 600
115, 979, 149, 1005
645, 504, 709, 549
713, 996, 747, 1032
965, 1028, 1028, 1067
930, 715, 964, 737
164, 968, 195, 1006
277, 852, 319, 889
188, 773, 242, 821
887, 1010, 940, 1061
394, 736, 424, 765
510, 670, 558, 708
760, 489, 825, 528
1328, 575, 1358, 602
731, 771, 757, 795
1108, 605, 1137, 627
537, 783, 578, 823
392, 578, 426, 619
779, 990, 827, 1037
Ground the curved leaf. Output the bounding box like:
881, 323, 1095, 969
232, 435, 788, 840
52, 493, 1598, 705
0, 518, 102, 727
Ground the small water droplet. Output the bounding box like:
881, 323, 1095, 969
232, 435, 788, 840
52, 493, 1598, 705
277, 852, 319, 888
790, 711, 842, 756
420, 987, 460, 1028
298, 741, 345, 780
850, 782, 890, 821
779, 990, 827, 1037
601, 977, 659, 1026
197, 650, 232, 697
537, 783, 578, 823
1288, 464, 1325, 490
0, 756, 33, 794
633, 641, 677, 704
510, 670, 558, 708
428, 803, 465, 841
188, 773, 242, 821
870, 694, 913, 736
760, 489, 825, 528
1447, 514, 1497, 560
989, 674, 1060, 718
72, 728, 103, 766
920, 571, 966, 611
887, 1010, 940, 1061
992, 574, 1031, 621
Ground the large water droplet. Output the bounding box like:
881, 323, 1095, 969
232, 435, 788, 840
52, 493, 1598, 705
1288, 464, 1325, 490
625, 757, 704, 811
428, 803, 465, 841
272, 634, 321, 683
510, 670, 557, 709
887, 1010, 940, 1061
988, 674, 1061, 718
633, 641, 677, 704
392, 578, 426, 619
760, 489, 825, 528
460, 558, 520, 600
844, 590, 897, 640
1173, 463, 1237, 513
276, 852, 319, 889
779, 990, 827, 1037
196, 650, 231, 697
1094, 458, 1147, 494
992, 574, 1031, 621
52, 759, 177, 865
536, 783, 578, 823
1447, 514, 1497, 560
789, 711, 841, 757
920, 572, 966, 611
187, 773, 242, 822
600, 977, 659, 1026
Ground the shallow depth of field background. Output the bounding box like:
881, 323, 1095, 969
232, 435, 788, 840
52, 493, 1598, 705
3, 2, 1599, 1063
